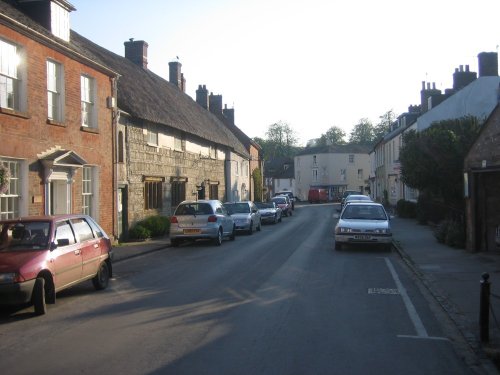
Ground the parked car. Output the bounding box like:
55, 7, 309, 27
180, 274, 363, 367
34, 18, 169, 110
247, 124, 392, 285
223, 201, 262, 234
274, 191, 295, 209
271, 195, 292, 217
0, 214, 113, 315
169, 200, 235, 247
334, 202, 392, 251
255, 201, 282, 224
340, 190, 361, 207
341, 194, 372, 209
308, 188, 328, 203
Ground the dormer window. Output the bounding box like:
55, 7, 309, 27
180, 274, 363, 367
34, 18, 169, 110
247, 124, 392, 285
51, 2, 70, 41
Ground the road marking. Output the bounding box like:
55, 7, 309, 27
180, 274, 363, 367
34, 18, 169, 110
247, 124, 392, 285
397, 334, 449, 341
384, 257, 447, 341
368, 288, 400, 295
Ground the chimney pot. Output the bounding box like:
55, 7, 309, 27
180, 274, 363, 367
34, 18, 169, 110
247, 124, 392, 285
169, 61, 183, 89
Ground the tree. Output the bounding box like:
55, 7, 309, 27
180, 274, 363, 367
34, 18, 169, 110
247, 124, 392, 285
252, 168, 263, 202
317, 126, 346, 146
348, 118, 375, 145
253, 121, 300, 160
374, 110, 396, 140
399, 116, 481, 214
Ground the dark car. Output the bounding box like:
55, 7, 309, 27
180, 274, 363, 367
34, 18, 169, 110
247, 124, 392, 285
0, 214, 113, 315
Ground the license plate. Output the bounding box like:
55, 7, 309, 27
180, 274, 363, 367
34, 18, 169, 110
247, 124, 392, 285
354, 235, 371, 240
184, 229, 201, 234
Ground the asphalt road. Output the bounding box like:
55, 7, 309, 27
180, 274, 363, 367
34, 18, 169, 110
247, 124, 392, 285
0, 203, 476, 375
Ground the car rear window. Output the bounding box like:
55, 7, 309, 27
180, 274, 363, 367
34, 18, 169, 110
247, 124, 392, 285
272, 197, 286, 204
0, 221, 51, 251
224, 203, 250, 214
176, 203, 213, 215
71, 218, 95, 242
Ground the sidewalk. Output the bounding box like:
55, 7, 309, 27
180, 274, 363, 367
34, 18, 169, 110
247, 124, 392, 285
391, 217, 500, 373
112, 235, 170, 263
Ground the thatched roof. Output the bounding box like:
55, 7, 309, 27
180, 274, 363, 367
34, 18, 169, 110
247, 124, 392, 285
70, 32, 249, 157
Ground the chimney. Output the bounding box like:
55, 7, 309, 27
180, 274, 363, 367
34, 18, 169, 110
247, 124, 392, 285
196, 85, 209, 109
169, 61, 182, 89
223, 104, 235, 125
478, 52, 498, 77
124, 39, 148, 69
453, 64, 477, 90
209, 93, 223, 115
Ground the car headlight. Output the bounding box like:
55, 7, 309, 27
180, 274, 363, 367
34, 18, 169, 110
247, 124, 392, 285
335, 227, 353, 234
374, 228, 391, 234
0, 273, 18, 284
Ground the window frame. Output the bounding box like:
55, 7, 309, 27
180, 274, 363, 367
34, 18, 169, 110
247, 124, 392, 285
47, 59, 64, 122
80, 74, 96, 128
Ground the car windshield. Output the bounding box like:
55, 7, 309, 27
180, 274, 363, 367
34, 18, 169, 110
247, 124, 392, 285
0, 221, 51, 251
342, 205, 387, 220
255, 202, 274, 209
224, 203, 250, 214
175, 203, 213, 215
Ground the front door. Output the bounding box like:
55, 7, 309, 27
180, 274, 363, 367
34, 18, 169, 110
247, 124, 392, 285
50, 180, 69, 214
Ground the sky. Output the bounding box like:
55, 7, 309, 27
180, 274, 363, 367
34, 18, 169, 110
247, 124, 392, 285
69, 0, 500, 146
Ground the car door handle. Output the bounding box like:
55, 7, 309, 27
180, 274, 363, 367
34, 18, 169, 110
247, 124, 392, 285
94, 243, 99, 248
74, 249, 81, 255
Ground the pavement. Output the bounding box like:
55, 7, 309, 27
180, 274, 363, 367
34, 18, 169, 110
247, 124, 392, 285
110, 216, 500, 373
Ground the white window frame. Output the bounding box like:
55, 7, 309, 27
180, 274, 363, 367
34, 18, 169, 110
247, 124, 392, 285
81, 75, 96, 128
349, 154, 355, 163
147, 128, 158, 146
0, 39, 21, 111
340, 169, 346, 182
0, 159, 20, 219
47, 60, 64, 122
50, 1, 70, 42
312, 168, 318, 182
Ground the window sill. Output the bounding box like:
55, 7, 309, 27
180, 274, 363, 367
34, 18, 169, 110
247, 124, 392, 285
0, 107, 30, 119
47, 119, 66, 127
81, 126, 99, 134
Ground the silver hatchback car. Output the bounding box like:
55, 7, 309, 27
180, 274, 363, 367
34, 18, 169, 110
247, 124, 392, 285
169, 200, 235, 247
334, 202, 392, 251
223, 201, 262, 234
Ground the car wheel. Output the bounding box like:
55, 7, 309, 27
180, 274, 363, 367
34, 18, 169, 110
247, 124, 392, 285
92, 262, 110, 290
334, 242, 342, 251
257, 220, 261, 231
230, 225, 236, 240
33, 277, 47, 315
248, 222, 253, 235
279, 215, 282, 223
273, 215, 278, 224
213, 228, 223, 246
289, 210, 293, 216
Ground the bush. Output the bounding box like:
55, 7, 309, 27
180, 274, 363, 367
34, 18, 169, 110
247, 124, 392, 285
433, 219, 465, 248
128, 215, 170, 240
396, 199, 416, 218
128, 224, 151, 240
141, 215, 170, 237
416, 191, 446, 225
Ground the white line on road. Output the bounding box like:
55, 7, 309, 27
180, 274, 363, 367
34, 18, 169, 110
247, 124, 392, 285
384, 257, 447, 341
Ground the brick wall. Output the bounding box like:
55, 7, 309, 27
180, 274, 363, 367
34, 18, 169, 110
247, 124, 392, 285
0, 24, 115, 234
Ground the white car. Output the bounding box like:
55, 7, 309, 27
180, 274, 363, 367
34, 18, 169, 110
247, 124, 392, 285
334, 202, 392, 251
169, 200, 235, 246
223, 201, 262, 234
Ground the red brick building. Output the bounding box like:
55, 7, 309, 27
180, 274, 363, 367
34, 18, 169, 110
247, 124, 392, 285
0, 0, 118, 236
465, 104, 500, 252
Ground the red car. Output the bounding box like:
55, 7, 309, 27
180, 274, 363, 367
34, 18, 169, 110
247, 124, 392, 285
271, 196, 292, 217
0, 214, 113, 315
